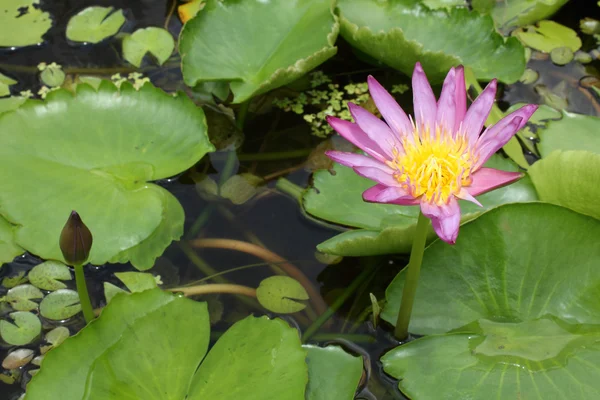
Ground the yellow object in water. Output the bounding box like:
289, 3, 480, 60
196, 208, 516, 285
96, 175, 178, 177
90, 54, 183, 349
178, 0, 205, 24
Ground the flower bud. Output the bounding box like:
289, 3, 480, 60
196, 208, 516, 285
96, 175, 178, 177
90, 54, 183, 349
59, 211, 93, 265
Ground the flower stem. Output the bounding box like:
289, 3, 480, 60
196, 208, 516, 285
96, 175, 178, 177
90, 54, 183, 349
275, 177, 304, 202
73, 263, 95, 324
236, 100, 251, 130
394, 211, 430, 341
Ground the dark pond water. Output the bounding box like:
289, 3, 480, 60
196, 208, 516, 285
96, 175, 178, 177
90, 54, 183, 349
0, 0, 599, 399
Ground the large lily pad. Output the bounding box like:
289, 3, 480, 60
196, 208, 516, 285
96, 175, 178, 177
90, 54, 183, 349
529, 151, 600, 221
337, 0, 525, 84
304, 155, 538, 256
179, 0, 339, 103
381, 203, 600, 399
0, 82, 213, 269
0, 216, 23, 265
537, 111, 600, 157
0, 0, 52, 47
25, 289, 310, 400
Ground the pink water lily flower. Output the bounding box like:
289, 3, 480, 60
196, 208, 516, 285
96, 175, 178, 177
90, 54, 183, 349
325, 63, 538, 244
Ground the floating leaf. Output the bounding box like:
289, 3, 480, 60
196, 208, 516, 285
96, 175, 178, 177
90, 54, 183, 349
0, 72, 16, 97
338, 0, 525, 84
220, 173, 265, 205
304, 345, 363, 400
0, 0, 52, 47
487, 0, 569, 30
45, 326, 69, 347
103, 282, 126, 304
180, 0, 339, 103
304, 155, 538, 256
66, 6, 126, 44
515, 20, 581, 53
529, 151, 600, 220
2, 271, 27, 289
538, 111, 600, 157
256, 276, 309, 314
2, 348, 34, 369
28, 261, 72, 291
0, 83, 213, 269
0, 311, 41, 345
0, 96, 26, 114
39, 289, 81, 320
369, 293, 380, 328
39, 66, 65, 88
6, 284, 43, 311
114, 271, 158, 292
0, 216, 23, 265
381, 203, 600, 399
26, 289, 308, 400
122, 27, 175, 67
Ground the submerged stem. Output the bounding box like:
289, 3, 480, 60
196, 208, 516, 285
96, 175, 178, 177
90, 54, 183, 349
73, 263, 95, 324
394, 211, 430, 341
167, 283, 257, 298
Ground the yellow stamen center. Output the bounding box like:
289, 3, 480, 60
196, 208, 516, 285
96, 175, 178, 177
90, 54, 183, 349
387, 127, 474, 204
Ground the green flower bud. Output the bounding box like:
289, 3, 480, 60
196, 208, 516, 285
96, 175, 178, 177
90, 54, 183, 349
59, 211, 93, 265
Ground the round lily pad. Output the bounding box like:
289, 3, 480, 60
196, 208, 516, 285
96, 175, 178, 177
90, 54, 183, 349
45, 326, 69, 347
66, 6, 126, 44
6, 284, 43, 311
0, 82, 213, 269
304, 345, 363, 400
256, 276, 309, 314
381, 203, 600, 399
122, 27, 175, 67
2, 348, 34, 369
180, 0, 339, 103
0, 311, 41, 345
28, 261, 72, 291
39, 289, 81, 320
0, 0, 52, 47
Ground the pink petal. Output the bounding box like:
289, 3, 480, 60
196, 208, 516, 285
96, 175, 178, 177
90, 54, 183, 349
456, 188, 482, 207
353, 166, 399, 187
367, 75, 412, 140
325, 150, 394, 173
453, 66, 466, 133
436, 67, 457, 134
462, 79, 497, 145
474, 104, 538, 169
327, 116, 388, 162
348, 103, 397, 158
420, 197, 461, 245
363, 184, 419, 205
466, 168, 523, 196
412, 62, 437, 134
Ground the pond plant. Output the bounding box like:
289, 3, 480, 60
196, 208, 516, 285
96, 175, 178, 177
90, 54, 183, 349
0, 0, 599, 399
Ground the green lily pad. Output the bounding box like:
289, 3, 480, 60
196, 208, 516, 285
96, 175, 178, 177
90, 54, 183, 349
103, 282, 126, 304
0, 216, 23, 265
122, 27, 175, 67
114, 271, 158, 292
45, 326, 69, 347
66, 6, 125, 44
40, 66, 65, 88
39, 289, 81, 320
0, 82, 213, 270
256, 276, 309, 314
304, 155, 538, 256
28, 261, 72, 291
0, 311, 41, 345
529, 151, 600, 220
304, 345, 363, 400
6, 284, 43, 311
2, 271, 28, 289
515, 20, 581, 53
337, 0, 525, 84
0, 96, 27, 114
538, 111, 600, 157
180, 0, 339, 103
486, 0, 569, 30
381, 203, 600, 398
26, 289, 309, 400
0, 72, 16, 97
220, 173, 265, 205
0, 0, 52, 47
381, 203, 600, 334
